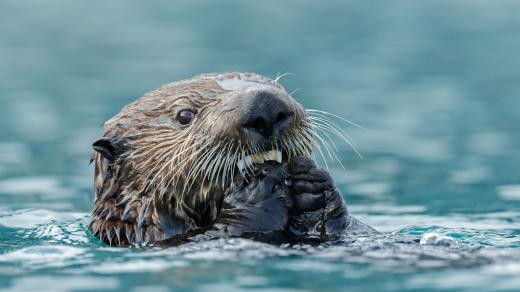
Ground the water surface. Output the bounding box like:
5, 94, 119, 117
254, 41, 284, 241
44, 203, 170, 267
1, 1, 519, 291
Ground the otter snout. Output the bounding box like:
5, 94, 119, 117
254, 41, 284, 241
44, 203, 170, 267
241, 90, 294, 139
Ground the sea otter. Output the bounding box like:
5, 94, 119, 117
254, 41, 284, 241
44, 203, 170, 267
90, 72, 375, 246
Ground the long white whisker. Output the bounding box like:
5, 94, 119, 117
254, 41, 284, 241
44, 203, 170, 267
274, 72, 293, 83
309, 116, 363, 158
290, 88, 301, 96
307, 109, 364, 129
183, 140, 221, 196
311, 129, 336, 162
310, 126, 346, 169
146, 139, 200, 193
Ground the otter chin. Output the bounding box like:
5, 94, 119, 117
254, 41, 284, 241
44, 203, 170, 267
89, 72, 375, 246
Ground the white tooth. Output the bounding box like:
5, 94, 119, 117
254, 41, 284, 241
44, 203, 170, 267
265, 150, 274, 161
276, 151, 283, 163
238, 150, 284, 170
245, 156, 253, 167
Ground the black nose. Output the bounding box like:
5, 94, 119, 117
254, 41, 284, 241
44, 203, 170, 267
242, 91, 293, 138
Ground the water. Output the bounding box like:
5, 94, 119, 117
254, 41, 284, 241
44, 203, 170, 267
1, 0, 519, 291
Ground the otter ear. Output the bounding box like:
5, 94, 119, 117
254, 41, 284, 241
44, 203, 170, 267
92, 137, 124, 161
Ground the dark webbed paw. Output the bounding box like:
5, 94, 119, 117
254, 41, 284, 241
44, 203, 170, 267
288, 157, 349, 240
215, 162, 293, 240
159, 158, 373, 246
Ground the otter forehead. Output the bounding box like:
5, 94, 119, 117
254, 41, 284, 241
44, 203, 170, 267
204, 72, 284, 92
134, 72, 286, 105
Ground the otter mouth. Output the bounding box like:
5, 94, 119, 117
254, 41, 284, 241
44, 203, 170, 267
237, 149, 284, 173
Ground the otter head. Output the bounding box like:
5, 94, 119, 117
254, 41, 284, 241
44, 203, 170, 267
90, 72, 322, 244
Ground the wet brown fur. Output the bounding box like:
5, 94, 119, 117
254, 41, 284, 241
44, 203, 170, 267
90, 72, 314, 246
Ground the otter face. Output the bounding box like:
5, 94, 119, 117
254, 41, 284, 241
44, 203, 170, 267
90, 72, 361, 245
93, 72, 315, 207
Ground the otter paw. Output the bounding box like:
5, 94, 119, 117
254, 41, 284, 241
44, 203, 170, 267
217, 162, 293, 238
287, 157, 349, 240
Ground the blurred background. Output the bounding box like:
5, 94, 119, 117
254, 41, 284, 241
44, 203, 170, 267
1, 1, 519, 291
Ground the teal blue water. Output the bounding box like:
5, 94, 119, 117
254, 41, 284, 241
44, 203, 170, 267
1, 1, 520, 291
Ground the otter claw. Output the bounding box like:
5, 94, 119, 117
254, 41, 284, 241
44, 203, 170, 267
284, 177, 293, 187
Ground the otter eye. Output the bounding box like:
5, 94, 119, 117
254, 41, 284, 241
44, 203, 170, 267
177, 109, 196, 125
